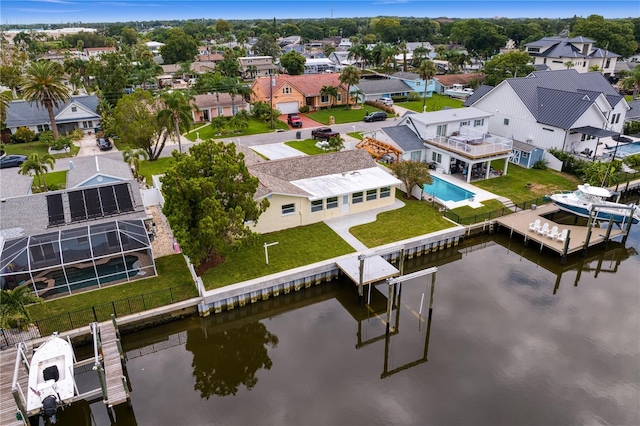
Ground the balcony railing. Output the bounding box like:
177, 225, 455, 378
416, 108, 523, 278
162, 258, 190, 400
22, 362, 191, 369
425, 128, 513, 158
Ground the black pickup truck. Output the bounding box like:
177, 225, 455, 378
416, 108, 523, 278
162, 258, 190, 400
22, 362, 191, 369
311, 127, 339, 140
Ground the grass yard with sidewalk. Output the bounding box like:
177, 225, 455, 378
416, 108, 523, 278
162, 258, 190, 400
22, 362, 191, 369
447, 199, 509, 224
138, 157, 175, 185
350, 191, 456, 247
185, 117, 289, 141
473, 160, 580, 204
284, 139, 327, 155
398, 94, 465, 112
307, 105, 387, 125
27, 255, 196, 322
201, 222, 356, 289
4, 141, 79, 159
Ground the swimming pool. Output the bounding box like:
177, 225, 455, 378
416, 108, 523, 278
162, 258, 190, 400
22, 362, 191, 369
616, 142, 640, 157
423, 175, 475, 202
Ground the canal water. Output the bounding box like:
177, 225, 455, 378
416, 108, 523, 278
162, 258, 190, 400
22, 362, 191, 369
63, 206, 639, 425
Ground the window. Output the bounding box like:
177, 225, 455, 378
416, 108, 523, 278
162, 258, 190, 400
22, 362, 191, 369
460, 121, 470, 126
410, 151, 421, 161
232, 106, 239, 115
503, 118, 509, 126
605, 59, 611, 68
380, 187, 391, 198
522, 152, 529, 158
432, 152, 442, 163
611, 113, 620, 124
366, 189, 377, 201
528, 47, 540, 53
217, 107, 224, 116
615, 114, 620, 124
352, 192, 363, 204
337, 94, 342, 102
37, 124, 50, 132
583, 62, 586, 67
326, 197, 338, 209
581, 134, 595, 141
473, 119, 484, 127
543, 58, 547, 64
436, 124, 447, 136
542, 127, 554, 132
311, 199, 323, 212
82, 121, 92, 128
282, 203, 295, 215
283, 86, 292, 94
71, 106, 77, 112
321, 95, 329, 103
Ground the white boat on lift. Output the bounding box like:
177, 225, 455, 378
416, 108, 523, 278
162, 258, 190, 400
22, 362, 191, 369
26, 333, 76, 424
444, 84, 474, 99
549, 184, 640, 224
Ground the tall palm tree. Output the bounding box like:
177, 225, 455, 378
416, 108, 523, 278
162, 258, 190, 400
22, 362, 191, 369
398, 41, 408, 72
0, 90, 12, 125
418, 60, 438, 111
19, 153, 55, 191
348, 43, 370, 69
0, 286, 41, 330
158, 91, 195, 154
122, 148, 149, 179
339, 66, 360, 110
411, 46, 429, 68
20, 61, 70, 141
320, 85, 339, 108
621, 65, 640, 100
381, 45, 399, 75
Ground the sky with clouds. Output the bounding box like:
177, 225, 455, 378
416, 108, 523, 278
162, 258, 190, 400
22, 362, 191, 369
1, 0, 638, 26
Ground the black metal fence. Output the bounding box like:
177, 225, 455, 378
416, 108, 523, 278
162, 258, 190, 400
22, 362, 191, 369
0, 283, 197, 349
444, 197, 550, 225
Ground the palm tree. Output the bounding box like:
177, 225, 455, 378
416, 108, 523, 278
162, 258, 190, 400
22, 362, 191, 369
411, 46, 429, 68
339, 66, 360, 110
0, 286, 42, 330
381, 45, 398, 75
621, 65, 640, 100
122, 148, 149, 179
320, 85, 339, 108
418, 60, 438, 111
0, 90, 12, 125
564, 61, 575, 69
348, 43, 370, 69
158, 91, 195, 154
19, 152, 55, 191
398, 41, 408, 72
20, 61, 70, 141
247, 65, 258, 79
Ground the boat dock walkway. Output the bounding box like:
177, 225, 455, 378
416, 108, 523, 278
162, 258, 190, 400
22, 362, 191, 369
0, 346, 26, 426
100, 322, 129, 407
495, 203, 626, 256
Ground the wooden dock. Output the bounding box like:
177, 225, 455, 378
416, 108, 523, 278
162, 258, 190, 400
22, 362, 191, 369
0, 346, 28, 426
100, 322, 129, 407
336, 254, 399, 286
495, 203, 625, 255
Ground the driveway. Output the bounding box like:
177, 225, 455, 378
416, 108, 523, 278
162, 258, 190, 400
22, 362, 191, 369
278, 114, 325, 131
251, 143, 306, 160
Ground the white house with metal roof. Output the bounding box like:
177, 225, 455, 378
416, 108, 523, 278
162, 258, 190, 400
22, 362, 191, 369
463, 70, 629, 154
5, 95, 100, 136
248, 150, 401, 234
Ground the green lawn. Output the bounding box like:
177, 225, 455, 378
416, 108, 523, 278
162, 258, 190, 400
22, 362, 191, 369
184, 117, 289, 141
112, 138, 135, 152
307, 105, 387, 125
350, 191, 456, 247
398, 94, 465, 112
201, 222, 356, 289
4, 141, 79, 159
347, 132, 364, 140
284, 139, 327, 155
27, 255, 196, 322
473, 160, 580, 204
138, 157, 175, 185
447, 199, 509, 224
30, 170, 68, 193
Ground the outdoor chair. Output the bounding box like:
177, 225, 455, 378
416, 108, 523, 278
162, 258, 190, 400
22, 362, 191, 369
537, 222, 549, 235
546, 225, 559, 239
528, 219, 541, 232
555, 229, 568, 243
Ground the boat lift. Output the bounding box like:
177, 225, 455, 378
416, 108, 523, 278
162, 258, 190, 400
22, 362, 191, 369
10, 318, 131, 425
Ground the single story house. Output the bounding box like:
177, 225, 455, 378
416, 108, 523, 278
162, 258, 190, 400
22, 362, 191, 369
84, 46, 117, 58
463, 69, 629, 154
5, 95, 100, 136
191, 93, 249, 122
432, 73, 484, 95
354, 79, 414, 103
66, 156, 135, 189
251, 73, 348, 113
389, 72, 436, 98
248, 150, 401, 234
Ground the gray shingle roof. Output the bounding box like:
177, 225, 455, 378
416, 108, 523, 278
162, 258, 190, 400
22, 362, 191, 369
66, 156, 134, 188
382, 125, 426, 152
467, 70, 625, 129
355, 79, 414, 95
5, 95, 99, 129
512, 140, 539, 152
0, 170, 33, 199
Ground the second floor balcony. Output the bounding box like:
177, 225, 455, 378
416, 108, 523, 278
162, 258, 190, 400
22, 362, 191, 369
424, 128, 513, 159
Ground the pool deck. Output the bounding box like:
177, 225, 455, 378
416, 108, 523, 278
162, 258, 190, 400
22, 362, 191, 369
426, 171, 499, 209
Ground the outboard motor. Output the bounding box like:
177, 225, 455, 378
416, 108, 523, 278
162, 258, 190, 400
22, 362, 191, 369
42, 395, 58, 424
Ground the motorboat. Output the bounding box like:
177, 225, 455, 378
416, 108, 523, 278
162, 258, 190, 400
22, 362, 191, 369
26, 333, 76, 424
444, 84, 474, 99
549, 184, 640, 224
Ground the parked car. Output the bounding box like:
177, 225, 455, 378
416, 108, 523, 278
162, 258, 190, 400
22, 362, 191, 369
0, 154, 28, 169
364, 111, 388, 122
287, 113, 303, 128
97, 138, 112, 151
377, 97, 394, 106
311, 127, 340, 140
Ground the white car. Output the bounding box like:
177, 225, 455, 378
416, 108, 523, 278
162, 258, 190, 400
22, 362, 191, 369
377, 97, 394, 106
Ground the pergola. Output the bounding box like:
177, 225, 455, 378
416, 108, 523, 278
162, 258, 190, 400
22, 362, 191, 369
571, 126, 620, 160
356, 137, 402, 163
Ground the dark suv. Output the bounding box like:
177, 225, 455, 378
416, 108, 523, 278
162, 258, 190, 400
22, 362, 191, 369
364, 111, 387, 122
287, 113, 303, 128
97, 138, 112, 150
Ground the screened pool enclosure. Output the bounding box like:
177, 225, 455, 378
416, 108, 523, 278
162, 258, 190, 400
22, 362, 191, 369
0, 220, 156, 299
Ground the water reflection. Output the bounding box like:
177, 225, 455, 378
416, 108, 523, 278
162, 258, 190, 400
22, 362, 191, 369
186, 322, 278, 398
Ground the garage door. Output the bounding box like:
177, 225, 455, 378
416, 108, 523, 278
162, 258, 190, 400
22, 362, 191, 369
276, 101, 299, 114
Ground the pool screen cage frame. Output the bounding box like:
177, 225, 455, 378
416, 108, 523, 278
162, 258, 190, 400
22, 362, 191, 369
0, 219, 156, 299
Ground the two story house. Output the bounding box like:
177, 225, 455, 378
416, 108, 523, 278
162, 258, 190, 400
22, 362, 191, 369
238, 56, 275, 79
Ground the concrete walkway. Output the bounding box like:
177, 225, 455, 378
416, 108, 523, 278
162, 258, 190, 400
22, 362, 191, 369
324, 198, 406, 251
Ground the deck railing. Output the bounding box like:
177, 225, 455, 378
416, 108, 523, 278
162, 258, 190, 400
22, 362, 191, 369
425, 128, 513, 158
444, 196, 551, 225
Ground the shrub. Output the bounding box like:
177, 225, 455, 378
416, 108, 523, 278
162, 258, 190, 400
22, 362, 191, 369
40, 131, 71, 151
69, 128, 85, 141
623, 120, 640, 136
391, 95, 408, 103
12, 127, 36, 144
408, 92, 422, 101
299, 105, 310, 113
532, 159, 548, 170
623, 154, 640, 168
363, 100, 396, 114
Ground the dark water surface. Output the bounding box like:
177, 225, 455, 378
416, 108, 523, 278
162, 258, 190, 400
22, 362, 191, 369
65, 209, 639, 426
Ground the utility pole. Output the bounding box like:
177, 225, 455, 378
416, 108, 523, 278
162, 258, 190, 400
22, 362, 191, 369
270, 71, 275, 129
